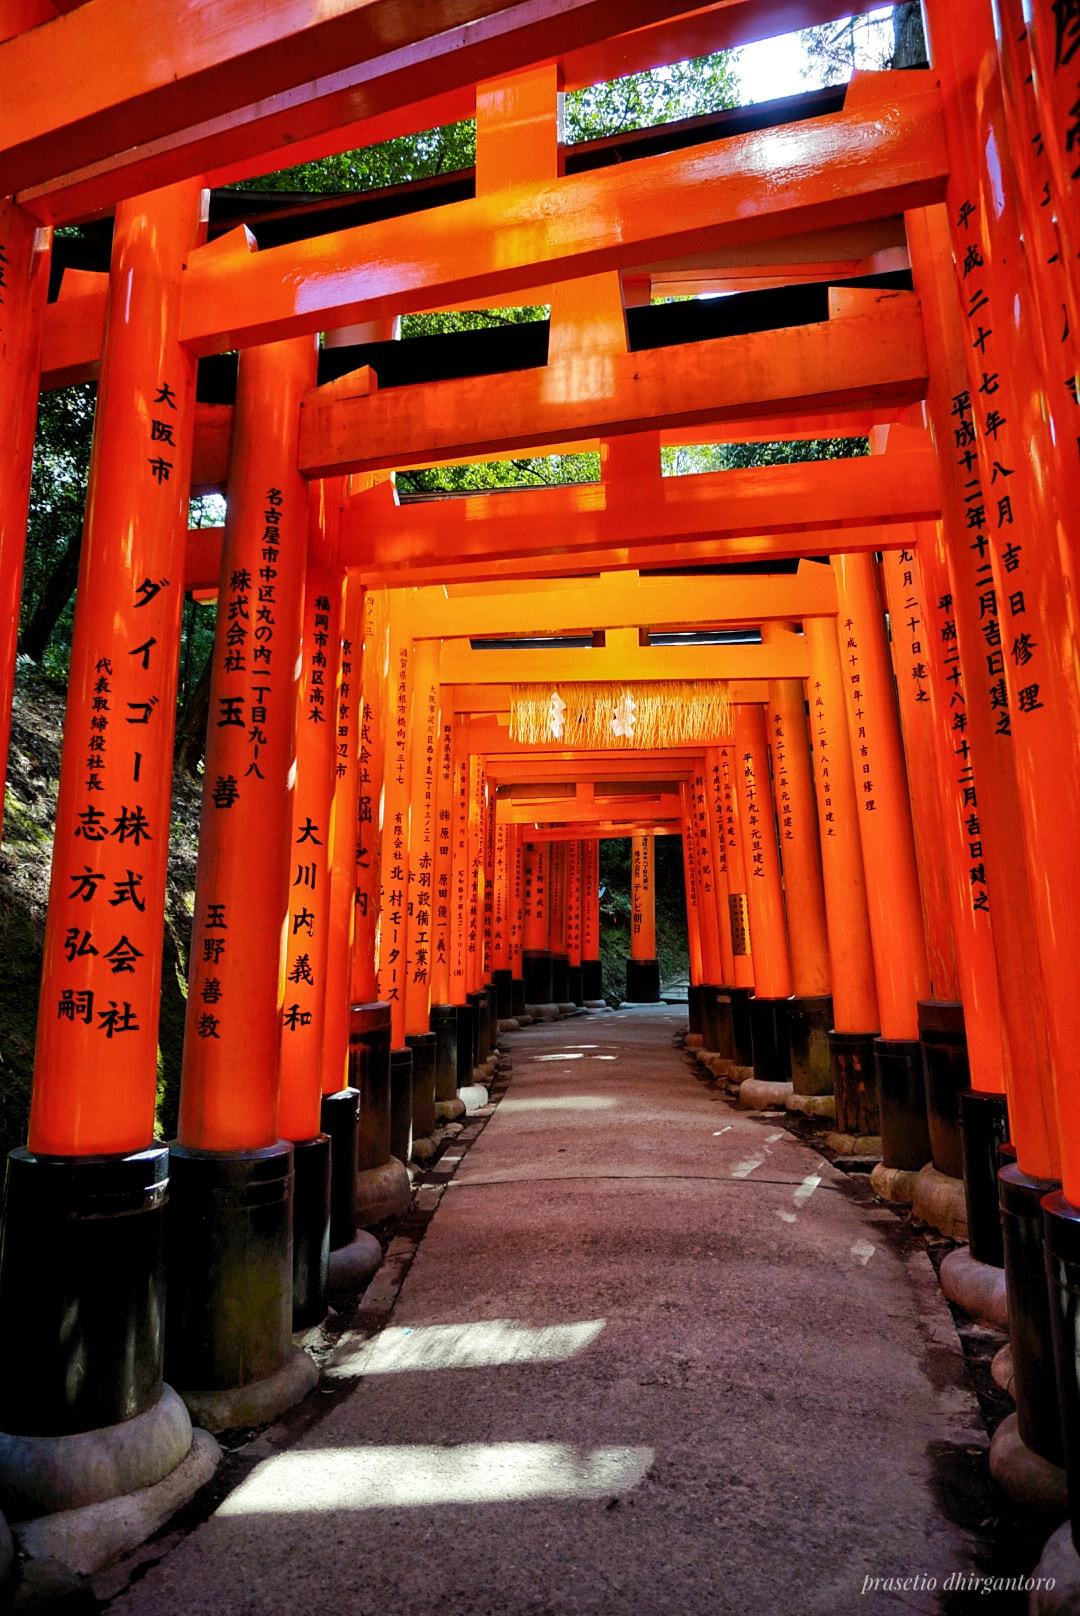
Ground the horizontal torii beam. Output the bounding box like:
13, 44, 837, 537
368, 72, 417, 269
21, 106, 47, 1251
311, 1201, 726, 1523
297, 291, 926, 475
505, 821, 681, 840
436, 624, 808, 681
485, 753, 699, 782
449, 681, 771, 720
175, 74, 945, 355
497, 789, 685, 824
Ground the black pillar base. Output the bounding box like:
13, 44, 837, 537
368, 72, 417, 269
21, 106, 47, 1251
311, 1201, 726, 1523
291, 1134, 330, 1330
511, 977, 526, 1018
625, 957, 661, 1004
349, 1002, 392, 1175
466, 990, 489, 1065
389, 1048, 413, 1165
523, 949, 554, 1006
918, 999, 968, 1180
788, 996, 833, 1096
1043, 1191, 1080, 1544
485, 984, 499, 1048
454, 1001, 474, 1088
165, 1142, 293, 1394
551, 953, 570, 1004
0, 1146, 168, 1436
714, 989, 735, 1060
687, 984, 703, 1037
320, 1087, 359, 1250
1000, 1165, 1064, 1466
749, 996, 792, 1082
567, 964, 584, 1007
429, 1004, 459, 1102
406, 1032, 437, 1139
875, 1037, 931, 1170
699, 983, 719, 1051
960, 1089, 1009, 1267
581, 958, 603, 1002
729, 987, 753, 1067
491, 968, 513, 1021
829, 1030, 880, 1137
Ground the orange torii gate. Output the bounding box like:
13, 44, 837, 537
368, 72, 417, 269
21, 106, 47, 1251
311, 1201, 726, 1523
2, 0, 1080, 1578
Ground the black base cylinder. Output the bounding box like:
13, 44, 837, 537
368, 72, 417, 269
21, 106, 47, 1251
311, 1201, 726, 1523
0, 1146, 168, 1436
960, 1089, 1009, 1267
455, 1001, 474, 1089
999, 1165, 1063, 1465
551, 953, 570, 1004
389, 1048, 413, 1165
492, 969, 513, 1021
625, 957, 661, 1004
430, 1004, 459, 1102
699, 983, 719, 1052
165, 1142, 293, 1394
320, 1087, 359, 1249
829, 1030, 880, 1137
350, 1002, 392, 1173
918, 999, 968, 1180
729, 987, 753, 1067
1043, 1191, 1080, 1544
406, 1032, 437, 1140
511, 977, 526, 1018
567, 964, 584, 1007
788, 996, 834, 1096
485, 984, 499, 1048
714, 989, 735, 1060
291, 1134, 330, 1330
581, 958, 603, 1001
749, 996, 792, 1082
466, 989, 490, 1065
876, 1037, 931, 1170
523, 949, 554, 1006
687, 984, 703, 1037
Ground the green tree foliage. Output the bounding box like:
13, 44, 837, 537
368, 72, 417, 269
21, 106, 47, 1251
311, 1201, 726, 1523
799, 3, 926, 84
599, 836, 688, 1003
19, 383, 95, 678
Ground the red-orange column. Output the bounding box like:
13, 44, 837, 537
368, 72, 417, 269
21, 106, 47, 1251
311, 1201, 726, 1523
580, 837, 601, 1000
549, 841, 568, 958
482, 774, 497, 981
178, 335, 316, 1154
465, 754, 485, 993
377, 592, 412, 1045
803, 615, 879, 1034
762, 651, 832, 1002
566, 840, 583, 970
31, 181, 202, 1157
703, 747, 737, 987
907, 202, 1059, 1176
321, 572, 364, 1096
491, 817, 512, 975
1025, 0, 1080, 332
351, 588, 387, 1005
690, 763, 725, 987
278, 490, 342, 1145
448, 722, 470, 1009
631, 834, 657, 959
831, 553, 931, 1041
718, 747, 755, 990
509, 824, 525, 984
679, 788, 705, 988
877, 538, 960, 1002
734, 705, 792, 1001
0, 199, 50, 831
430, 706, 456, 1004
403, 639, 441, 1037
925, 0, 1080, 1188
522, 841, 548, 952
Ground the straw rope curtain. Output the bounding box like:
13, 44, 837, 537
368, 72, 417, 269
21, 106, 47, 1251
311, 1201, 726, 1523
509, 681, 732, 749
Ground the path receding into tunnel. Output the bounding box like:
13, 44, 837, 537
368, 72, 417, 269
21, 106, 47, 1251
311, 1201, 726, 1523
109, 1007, 987, 1616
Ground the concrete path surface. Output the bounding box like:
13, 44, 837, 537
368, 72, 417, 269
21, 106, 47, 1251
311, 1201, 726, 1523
109, 1008, 988, 1616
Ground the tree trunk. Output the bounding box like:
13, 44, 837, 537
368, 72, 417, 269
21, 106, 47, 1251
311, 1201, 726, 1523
892, 2, 928, 68
175, 651, 212, 777
17, 525, 82, 663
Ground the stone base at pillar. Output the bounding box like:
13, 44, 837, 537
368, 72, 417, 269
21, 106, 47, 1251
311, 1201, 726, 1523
526, 1002, 560, 1021
749, 996, 792, 1082
320, 1088, 359, 1251
992, 1343, 1014, 1397
327, 1230, 383, 1298
829, 1029, 880, 1138
356, 1159, 412, 1228
291, 1134, 330, 1332
166, 1143, 293, 1399
869, 1163, 919, 1205
625, 957, 660, 1004
0, 1386, 192, 1519
959, 1088, 1009, 1268
911, 1162, 968, 1242
938, 1245, 1008, 1329
523, 950, 554, 1007
787, 996, 833, 1096
567, 964, 584, 1006
13, 1426, 220, 1579
988, 1414, 1068, 1517
584, 1001, 609, 1011
181, 1347, 317, 1436
785, 1091, 835, 1120
739, 1079, 793, 1111
1031, 1523, 1080, 1613
0, 1145, 169, 1440
435, 1098, 466, 1122
875, 1037, 931, 1171
581, 959, 603, 1002
459, 1084, 490, 1113
918, 999, 969, 1182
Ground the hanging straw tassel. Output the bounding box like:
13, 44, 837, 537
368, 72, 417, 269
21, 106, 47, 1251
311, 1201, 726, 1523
509, 681, 732, 749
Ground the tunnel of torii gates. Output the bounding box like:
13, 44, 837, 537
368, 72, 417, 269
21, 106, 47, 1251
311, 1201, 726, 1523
2, 0, 1080, 1555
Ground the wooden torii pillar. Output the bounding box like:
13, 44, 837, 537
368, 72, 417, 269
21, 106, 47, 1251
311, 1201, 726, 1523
626, 832, 661, 1004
